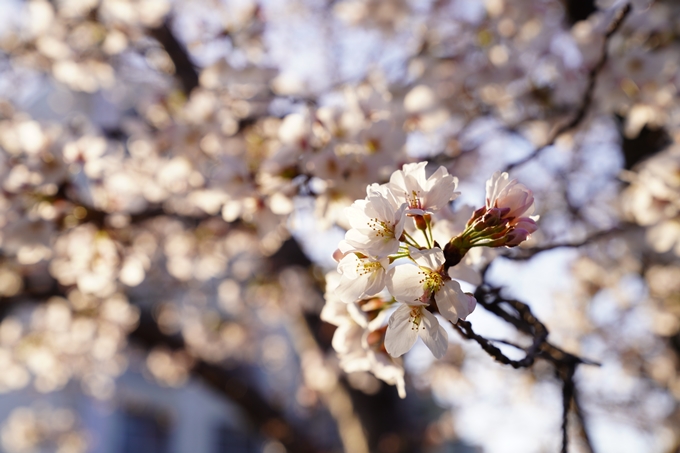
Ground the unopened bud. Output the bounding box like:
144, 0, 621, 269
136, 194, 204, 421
473, 220, 487, 231
513, 217, 538, 234
481, 207, 502, 227
489, 229, 508, 239
414, 214, 429, 231
505, 228, 530, 246
467, 206, 487, 227
443, 237, 469, 269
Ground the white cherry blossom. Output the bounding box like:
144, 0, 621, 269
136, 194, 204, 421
343, 191, 407, 257
321, 273, 406, 397
384, 304, 448, 358
387, 248, 476, 322
336, 253, 390, 303
387, 162, 459, 215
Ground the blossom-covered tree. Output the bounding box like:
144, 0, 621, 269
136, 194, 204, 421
2, 0, 680, 452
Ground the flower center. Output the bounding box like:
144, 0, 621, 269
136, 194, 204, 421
407, 190, 423, 210
416, 269, 443, 293
409, 306, 423, 331
356, 259, 382, 276
424, 271, 443, 293
368, 218, 393, 238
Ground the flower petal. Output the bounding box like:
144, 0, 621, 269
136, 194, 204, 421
436, 280, 475, 322
387, 264, 426, 303
332, 322, 363, 355
419, 310, 448, 359
384, 304, 419, 357
369, 351, 406, 398
410, 247, 445, 270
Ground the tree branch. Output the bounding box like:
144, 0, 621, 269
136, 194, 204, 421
505, 3, 631, 172
454, 284, 600, 452
506, 226, 627, 261
149, 21, 200, 95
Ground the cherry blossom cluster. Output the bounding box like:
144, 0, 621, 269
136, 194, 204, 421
324, 163, 537, 395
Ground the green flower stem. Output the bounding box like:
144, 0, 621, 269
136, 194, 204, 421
426, 217, 435, 247
402, 231, 421, 249
422, 228, 432, 249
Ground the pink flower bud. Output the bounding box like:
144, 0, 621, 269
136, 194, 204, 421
481, 207, 503, 227
513, 217, 538, 234
466, 206, 487, 227
505, 228, 530, 246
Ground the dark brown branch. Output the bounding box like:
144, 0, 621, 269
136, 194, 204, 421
505, 3, 631, 172
149, 21, 200, 94
560, 364, 576, 453
454, 284, 599, 452
454, 319, 546, 369
506, 226, 627, 261
573, 384, 596, 453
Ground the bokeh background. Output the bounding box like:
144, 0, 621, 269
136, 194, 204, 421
0, 0, 679, 452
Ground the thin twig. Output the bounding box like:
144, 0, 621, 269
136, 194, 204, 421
506, 226, 627, 261
505, 3, 632, 172
560, 364, 576, 453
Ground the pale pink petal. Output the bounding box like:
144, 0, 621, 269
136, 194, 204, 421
369, 351, 406, 398
320, 299, 350, 326
465, 293, 477, 315
386, 264, 426, 303
410, 247, 445, 271
337, 253, 361, 278
336, 274, 371, 303
419, 310, 448, 359
344, 228, 399, 257
385, 304, 419, 357
336, 254, 387, 303
436, 280, 475, 322
339, 349, 372, 373
447, 263, 482, 286
423, 174, 458, 211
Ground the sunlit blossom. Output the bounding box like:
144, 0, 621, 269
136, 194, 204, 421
388, 162, 459, 215
343, 191, 407, 257
384, 304, 448, 358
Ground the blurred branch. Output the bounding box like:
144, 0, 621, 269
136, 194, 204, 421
560, 363, 576, 453
149, 21, 200, 95
286, 313, 371, 453
506, 225, 629, 261
505, 3, 631, 172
